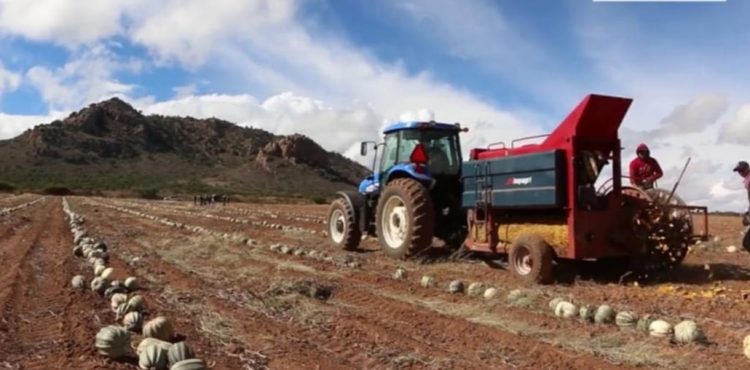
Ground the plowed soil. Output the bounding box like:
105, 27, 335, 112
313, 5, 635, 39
1, 195, 749, 370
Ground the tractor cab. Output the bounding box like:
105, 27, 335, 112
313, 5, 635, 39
328, 121, 469, 258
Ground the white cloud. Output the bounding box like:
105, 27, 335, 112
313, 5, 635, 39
25, 44, 141, 110
0, 0, 139, 46
655, 94, 729, 135
0, 62, 21, 96
0, 111, 63, 139
719, 103, 750, 144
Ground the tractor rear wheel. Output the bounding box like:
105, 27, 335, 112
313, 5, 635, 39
376, 178, 435, 259
509, 234, 555, 284
327, 198, 361, 250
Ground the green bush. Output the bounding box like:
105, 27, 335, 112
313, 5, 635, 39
137, 188, 160, 200
42, 186, 72, 195
311, 196, 327, 205
0, 182, 15, 192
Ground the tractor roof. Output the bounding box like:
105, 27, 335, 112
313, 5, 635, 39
383, 121, 462, 134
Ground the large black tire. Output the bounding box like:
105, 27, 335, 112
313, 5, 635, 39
376, 178, 435, 259
743, 227, 750, 254
509, 234, 555, 284
327, 198, 361, 250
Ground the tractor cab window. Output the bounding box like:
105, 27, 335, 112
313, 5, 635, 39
380, 133, 399, 172
400, 130, 461, 175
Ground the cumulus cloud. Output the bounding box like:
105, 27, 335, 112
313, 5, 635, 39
0, 111, 63, 139
25, 45, 142, 110
0, 0, 138, 46
718, 103, 750, 144
653, 94, 729, 135
0, 62, 21, 96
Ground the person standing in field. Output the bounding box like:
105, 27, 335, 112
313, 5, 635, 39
629, 143, 663, 190
733, 161, 750, 226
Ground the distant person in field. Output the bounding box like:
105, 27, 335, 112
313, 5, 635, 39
629, 143, 663, 190
733, 161, 750, 225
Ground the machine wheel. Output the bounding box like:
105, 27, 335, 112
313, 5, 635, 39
509, 234, 555, 284
376, 178, 435, 259
743, 227, 750, 254
327, 198, 361, 250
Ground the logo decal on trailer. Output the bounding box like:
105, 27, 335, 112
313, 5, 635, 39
505, 176, 532, 186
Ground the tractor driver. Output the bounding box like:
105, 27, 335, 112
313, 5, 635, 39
629, 143, 663, 190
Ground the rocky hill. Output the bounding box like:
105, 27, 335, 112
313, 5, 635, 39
0, 98, 369, 199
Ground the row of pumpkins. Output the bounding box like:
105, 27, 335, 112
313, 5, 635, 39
62, 198, 208, 370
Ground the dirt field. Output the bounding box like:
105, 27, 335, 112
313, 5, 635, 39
1, 195, 749, 369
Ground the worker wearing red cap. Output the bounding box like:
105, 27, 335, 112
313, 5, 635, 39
629, 144, 663, 190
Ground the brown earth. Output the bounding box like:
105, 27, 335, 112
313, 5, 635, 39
1, 195, 749, 369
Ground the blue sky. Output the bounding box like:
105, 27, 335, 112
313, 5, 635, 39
0, 0, 749, 211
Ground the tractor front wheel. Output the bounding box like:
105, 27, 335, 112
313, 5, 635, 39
509, 234, 555, 284
327, 198, 361, 250
376, 178, 435, 259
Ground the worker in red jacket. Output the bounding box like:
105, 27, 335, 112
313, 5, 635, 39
629, 143, 663, 190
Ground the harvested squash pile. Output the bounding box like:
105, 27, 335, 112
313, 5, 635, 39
63, 198, 209, 370
0, 196, 45, 216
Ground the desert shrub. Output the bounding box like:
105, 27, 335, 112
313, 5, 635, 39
42, 186, 72, 195
137, 188, 160, 200
0, 182, 15, 192
311, 196, 327, 205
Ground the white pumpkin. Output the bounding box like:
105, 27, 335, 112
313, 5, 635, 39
393, 267, 407, 280
506, 289, 525, 302
111, 293, 129, 311
167, 342, 194, 365
594, 305, 615, 324
123, 311, 144, 332
448, 280, 464, 294
170, 359, 207, 370
143, 316, 174, 341
127, 295, 146, 312
549, 297, 564, 310
95, 325, 131, 359
94, 264, 106, 276
137, 338, 172, 355
71, 275, 86, 290
420, 276, 435, 288
139, 344, 168, 370
649, 320, 673, 337
101, 267, 115, 281
615, 311, 638, 328
467, 282, 485, 296
90, 277, 108, 295
579, 306, 595, 323
554, 301, 578, 318
483, 288, 499, 300
125, 276, 139, 290
743, 335, 750, 359
674, 320, 704, 343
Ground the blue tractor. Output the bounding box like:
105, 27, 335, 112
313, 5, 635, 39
326, 121, 469, 259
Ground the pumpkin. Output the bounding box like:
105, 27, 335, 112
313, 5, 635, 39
549, 297, 564, 310
167, 342, 194, 364
71, 275, 86, 290
743, 335, 750, 359
554, 301, 578, 318
420, 276, 435, 288
594, 305, 615, 324
137, 338, 172, 355
506, 289, 525, 302
579, 306, 595, 323
123, 311, 144, 332
636, 314, 654, 333
448, 280, 464, 294
393, 267, 407, 280
143, 316, 174, 341
125, 277, 139, 290
127, 295, 146, 312
483, 287, 499, 300
615, 311, 638, 328
649, 320, 673, 337
73, 245, 84, 258
93, 257, 106, 267
170, 359, 207, 370
105, 286, 128, 300
674, 320, 704, 343
95, 325, 131, 359
91, 277, 108, 295
139, 344, 169, 370
94, 264, 106, 276
111, 293, 129, 311
101, 267, 115, 281
111, 280, 125, 289
467, 282, 485, 296
94, 241, 108, 252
